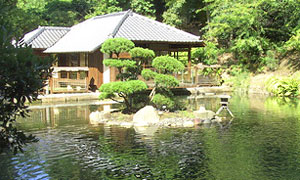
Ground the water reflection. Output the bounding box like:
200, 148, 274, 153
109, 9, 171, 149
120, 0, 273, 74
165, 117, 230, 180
1, 95, 300, 179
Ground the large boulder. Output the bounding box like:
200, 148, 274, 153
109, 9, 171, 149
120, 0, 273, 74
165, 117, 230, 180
193, 106, 215, 120
133, 106, 160, 126
89, 110, 111, 124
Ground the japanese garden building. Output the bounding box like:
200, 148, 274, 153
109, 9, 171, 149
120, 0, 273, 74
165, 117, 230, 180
21, 10, 204, 93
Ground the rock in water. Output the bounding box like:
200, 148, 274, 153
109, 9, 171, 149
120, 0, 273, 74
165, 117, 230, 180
133, 106, 160, 126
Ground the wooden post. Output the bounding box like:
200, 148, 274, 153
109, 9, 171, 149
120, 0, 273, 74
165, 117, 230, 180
49, 77, 53, 94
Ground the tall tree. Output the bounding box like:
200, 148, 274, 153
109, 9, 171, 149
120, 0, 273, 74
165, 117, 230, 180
200, 0, 300, 71
163, 0, 206, 34
0, 0, 53, 153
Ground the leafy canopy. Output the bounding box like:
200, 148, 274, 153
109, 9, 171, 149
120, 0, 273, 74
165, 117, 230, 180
0, 25, 53, 153
103, 59, 136, 69
152, 56, 185, 74
101, 37, 135, 57
130, 47, 155, 60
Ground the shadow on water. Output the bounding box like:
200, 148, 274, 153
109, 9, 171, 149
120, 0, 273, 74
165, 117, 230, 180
2, 94, 300, 179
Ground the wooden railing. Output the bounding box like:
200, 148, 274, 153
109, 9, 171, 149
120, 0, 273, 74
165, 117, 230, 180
52, 78, 88, 93
141, 67, 221, 88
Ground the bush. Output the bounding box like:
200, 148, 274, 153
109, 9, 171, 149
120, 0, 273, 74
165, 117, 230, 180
141, 69, 157, 80
192, 41, 219, 65
0, 26, 53, 153
265, 76, 300, 97
99, 80, 148, 112
154, 74, 179, 88
100, 37, 135, 57
103, 59, 136, 69
151, 93, 175, 110
130, 47, 155, 60
152, 56, 184, 74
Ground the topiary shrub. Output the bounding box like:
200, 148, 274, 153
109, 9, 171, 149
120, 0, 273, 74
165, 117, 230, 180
151, 93, 175, 110
141, 69, 157, 80
152, 55, 184, 74
130, 47, 155, 61
100, 37, 135, 58
99, 80, 148, 113
141, 55, 185, 111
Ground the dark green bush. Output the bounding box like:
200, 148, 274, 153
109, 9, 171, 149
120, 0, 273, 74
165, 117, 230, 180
151, 93, 175, 110
0, 26, 53, 153
99, 80, 148, 112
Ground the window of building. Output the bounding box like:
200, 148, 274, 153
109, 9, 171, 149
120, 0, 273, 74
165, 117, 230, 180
79, 71, 87, 79
69, 72, 77, 79
60, 71, 68, 78
69, 54, 80, 67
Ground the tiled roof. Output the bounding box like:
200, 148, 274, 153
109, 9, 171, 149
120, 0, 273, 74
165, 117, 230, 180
44, 10, 203, 53
44, 12, 125, 53
115, 12, 201, 43
20, 26, 70, 49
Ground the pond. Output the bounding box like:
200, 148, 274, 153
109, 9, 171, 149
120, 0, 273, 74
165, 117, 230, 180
1, 95, 300, 180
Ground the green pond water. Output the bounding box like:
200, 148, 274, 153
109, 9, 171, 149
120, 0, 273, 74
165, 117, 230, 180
1, 95, 300, 180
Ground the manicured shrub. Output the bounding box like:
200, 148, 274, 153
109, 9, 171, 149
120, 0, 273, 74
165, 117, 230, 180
141, 69, 157, 80
130, 47, 155, 60
151, 93, 175, 110
154, 74, 179, 88
99, 80, 148, 112
152, 55, 184, 74
101, 37, 135, 57
103, 59, 136, 69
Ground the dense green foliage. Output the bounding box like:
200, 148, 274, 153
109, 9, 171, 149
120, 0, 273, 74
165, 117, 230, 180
152, 56, 185, 74
142, 56, 184, 110
99, 80, 147, 111
103, 59, 136, 69
129, 47, 155, 77
285, 29, 300, 52
195, 0, 300, 72
101, 38, 135, 58
129, 47, 155, 62
154, 74, 179, 88
99, 38, 154, 112
141, 69, 157, 81
192, 42, 219, 65
0, 0, 53, 152
152, 93, 175, 110
13, 0, 206, 40
265, 76, 300, 97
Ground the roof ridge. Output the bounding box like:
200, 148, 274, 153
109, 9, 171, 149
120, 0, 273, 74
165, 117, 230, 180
92, 11, 127, 20
111, 9, 132, 37
41, 26, 71, 30
24, 26, 45, 45
132, 12, 200, 39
